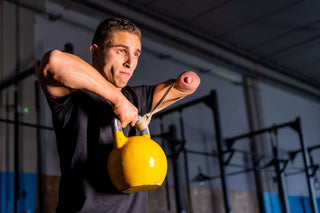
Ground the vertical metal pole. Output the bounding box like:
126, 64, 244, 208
35, 81, 43, 213
14, 3, 21, 213
5, 92, 10, 213
0, 0, 3, 78
272, 133, 290, 213
160, 117, 171, 211
250, 138, 266, 213
14, 90, 20, 213
210, 90, 232, 213
179, 112, 193, 213
169, 124, 186, 213
295, 118, 318, 213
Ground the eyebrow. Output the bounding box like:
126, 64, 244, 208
110, 44, 141, 53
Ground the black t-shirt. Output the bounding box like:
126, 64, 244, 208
46, 85, 155, 213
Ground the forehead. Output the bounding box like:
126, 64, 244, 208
109, 31, 141, 49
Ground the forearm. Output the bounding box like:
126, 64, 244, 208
152, 71, 200, 110
39, 50, 124, 105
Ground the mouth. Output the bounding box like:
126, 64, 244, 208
120, 71, 131, 77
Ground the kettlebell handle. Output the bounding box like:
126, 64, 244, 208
112, 116, 150, 136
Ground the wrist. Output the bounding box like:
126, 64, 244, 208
111, 91, 125, 107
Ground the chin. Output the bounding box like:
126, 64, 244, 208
119, 80, 129, 87
116, 82, 127, 89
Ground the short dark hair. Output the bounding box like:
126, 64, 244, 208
92, 17, 141, 48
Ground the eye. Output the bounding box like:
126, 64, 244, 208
133, 52, 141, 58
117, 49, 126, 55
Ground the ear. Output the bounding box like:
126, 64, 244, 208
90, 44, 99, 57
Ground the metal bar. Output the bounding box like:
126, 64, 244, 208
230, 148, 282, 160
308, 144, 320, 152
227, 164, 275, 173
0, 64, 36, 91
285, 168, 316, 177
160, 118, 171, 211
5, 92, 10, 212
200, 167, 275, 182
188, 148, 284, 163
291, 144, 320, 156
186, 149, 218, 157
226, 168, 263, 177
0, 118, 54, 130
169, 125, 186, 213
251, 140, 266, 213
225, 118, 298, 148
289, 144, 320, 162
210, 90, 232, 213
14, 91, 19, 213
227, 162, 266, 170
296, 118, 318, 213
271, 134, 291, 213
179, 113, 193, 213
35, 81, 43, 213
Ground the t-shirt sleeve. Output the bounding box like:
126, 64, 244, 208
45, 93, 75, 129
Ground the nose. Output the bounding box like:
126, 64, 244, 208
123, 55, 132, 68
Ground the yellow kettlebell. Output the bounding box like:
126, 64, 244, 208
107, 117, 168, 193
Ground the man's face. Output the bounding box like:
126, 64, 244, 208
92, 31, 141, 88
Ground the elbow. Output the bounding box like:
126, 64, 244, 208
42, 50, 62, 69
39, 50, 63, 77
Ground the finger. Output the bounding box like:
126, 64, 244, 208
121, 121, 128, 129
130, 120, 135, 127
130, 115, 138, 127
118, 116, 127, 129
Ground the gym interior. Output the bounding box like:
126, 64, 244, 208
1, 0, 320, 212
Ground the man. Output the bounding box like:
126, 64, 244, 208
38, 17, 200, 213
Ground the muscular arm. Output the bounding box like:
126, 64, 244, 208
152, 71, 200, 111
38, 50, 138, 127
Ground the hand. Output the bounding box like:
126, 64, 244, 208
112, 97, 138, 128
